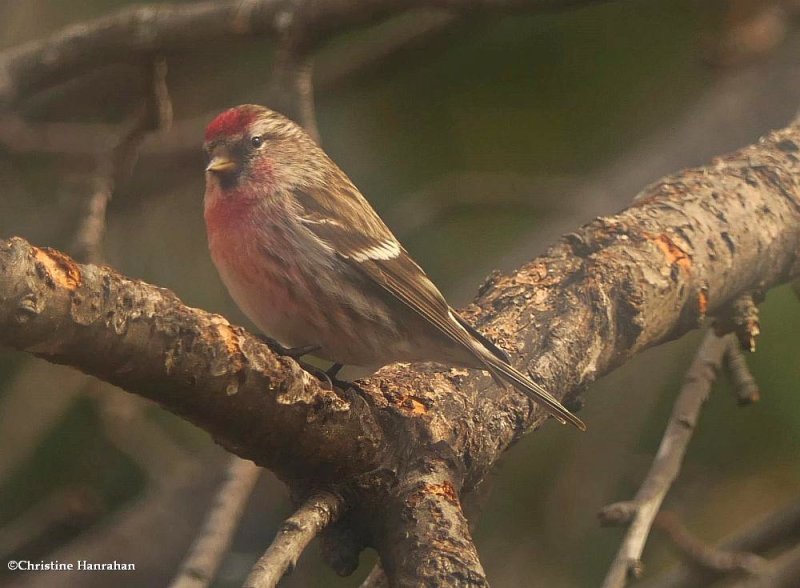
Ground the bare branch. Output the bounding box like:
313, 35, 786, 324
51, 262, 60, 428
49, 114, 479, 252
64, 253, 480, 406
267, 44, 319, 142
377, 465, 487, 586
359, 563, 388, 588
641, 499, 800, 588
655, 511, 766, 576
0, 10, 458, 158
13, 455, 215, 588
169, 457, 262, 588
0, 0, 610, 105
0, 114, 118, 155
0, 237, 382, 478
72, 56, 172, 263
729, 543, 800, 588
723, 338, 761, 405
243, 491, 343, 588
71, 179, 112, 265
599, 331, 730, 588
2, 117, 800, 583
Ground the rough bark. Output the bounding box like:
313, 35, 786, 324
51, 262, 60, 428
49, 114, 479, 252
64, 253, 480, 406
2, 120, 800, 584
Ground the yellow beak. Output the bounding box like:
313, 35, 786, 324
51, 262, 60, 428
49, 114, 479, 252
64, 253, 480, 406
206, 156, 237, 173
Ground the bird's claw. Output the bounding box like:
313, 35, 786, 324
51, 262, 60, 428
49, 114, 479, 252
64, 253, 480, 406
256, 335, 321, 359
325, 363, 355, 390
255, 336, 350, 390
298, 360, 334, 389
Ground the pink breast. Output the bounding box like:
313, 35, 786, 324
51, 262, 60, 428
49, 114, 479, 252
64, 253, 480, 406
205, 200, 317, 348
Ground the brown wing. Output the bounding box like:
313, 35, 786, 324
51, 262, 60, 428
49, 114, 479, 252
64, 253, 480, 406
292, 186, 483, 358
292, 185, 586, 430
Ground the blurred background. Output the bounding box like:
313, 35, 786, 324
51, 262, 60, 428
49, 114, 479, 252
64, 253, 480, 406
0, 0, 799, 586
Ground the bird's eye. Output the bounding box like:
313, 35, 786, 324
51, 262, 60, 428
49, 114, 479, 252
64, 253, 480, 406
250, 135, 264, 149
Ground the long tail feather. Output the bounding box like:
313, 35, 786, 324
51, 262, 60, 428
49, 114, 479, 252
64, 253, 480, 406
481, 354, 587, 431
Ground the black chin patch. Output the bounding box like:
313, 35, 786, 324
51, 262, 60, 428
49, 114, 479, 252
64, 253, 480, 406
217, 171, 241, 190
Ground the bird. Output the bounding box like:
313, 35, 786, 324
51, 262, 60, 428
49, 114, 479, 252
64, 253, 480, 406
202, 104, 585, 431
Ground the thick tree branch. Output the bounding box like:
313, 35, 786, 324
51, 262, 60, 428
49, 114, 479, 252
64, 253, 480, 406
2, 119, 800, 584
0, 0, 608, 106
0, 238, 384, 480
0, 9, 457, 158
378, 463, 487, 586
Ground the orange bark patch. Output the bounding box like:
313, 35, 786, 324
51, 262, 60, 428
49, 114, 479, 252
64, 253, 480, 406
34, 247, 81, 290
406, 480, 461, 509
649, 234, 691, 273
424, 481, 460, 506
511, 263, 548, 286
698, 289, 709, 317
391, 393, 428, 415
213, 320, 244, 372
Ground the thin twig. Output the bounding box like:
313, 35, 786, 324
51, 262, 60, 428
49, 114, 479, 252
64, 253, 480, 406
0, 10, 458, 159
0, 113, 116, 155
655, 511, 766, 576
72, 175, 113, 264
71, 56, 172, 263
14, 455, 211, 588
599, 331, 730, 588
728, 543, 800, 588
640, 499, 800, 588
169, 457, 262, 588
268, 43, 319, 143
243, 491, 344, 588
723, 337, 761, 405
359, 563, 389, 588
69, 57, 177, 483
0, 0, 612, 105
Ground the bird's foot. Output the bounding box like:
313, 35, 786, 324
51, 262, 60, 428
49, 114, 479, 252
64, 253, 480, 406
297, 361, 352, 391
256, 335, 321, 359
256, 336, 350, 390
325, 363, 355, 390
294, 358, 335, 390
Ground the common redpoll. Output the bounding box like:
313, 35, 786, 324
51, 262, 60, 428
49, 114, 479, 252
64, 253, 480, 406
203, 105, 585, 431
